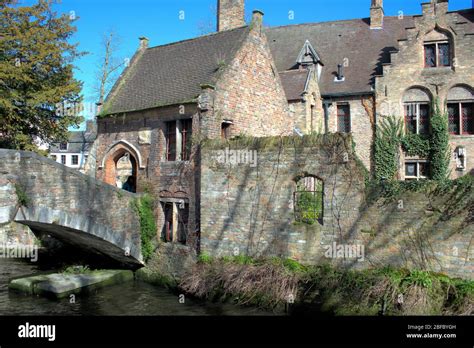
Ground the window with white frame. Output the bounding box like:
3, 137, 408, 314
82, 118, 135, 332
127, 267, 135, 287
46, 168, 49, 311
405, 160, 429, 181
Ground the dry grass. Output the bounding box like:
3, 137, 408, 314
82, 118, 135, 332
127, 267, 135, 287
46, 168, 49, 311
180, 261, 300, 309
178, 258, 473, 315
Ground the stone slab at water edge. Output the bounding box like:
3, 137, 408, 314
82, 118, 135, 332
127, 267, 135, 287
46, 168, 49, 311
9, 270, 133, 299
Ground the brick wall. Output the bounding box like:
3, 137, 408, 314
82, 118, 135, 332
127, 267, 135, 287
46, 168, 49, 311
217, 0, 245, 32
95, 104, 200, 248
202, 16, 293, 139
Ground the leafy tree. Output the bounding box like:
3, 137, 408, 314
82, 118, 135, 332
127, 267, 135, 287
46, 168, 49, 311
0, 0, 85, 151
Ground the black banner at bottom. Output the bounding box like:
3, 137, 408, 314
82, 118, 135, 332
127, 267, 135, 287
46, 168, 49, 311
0, 315, 472, 346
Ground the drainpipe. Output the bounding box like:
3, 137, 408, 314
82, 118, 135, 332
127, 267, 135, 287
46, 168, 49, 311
323, 100, 332, 134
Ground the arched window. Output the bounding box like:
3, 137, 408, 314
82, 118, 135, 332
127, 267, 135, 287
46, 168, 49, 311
447, 85, 474, 135
424, 29, 452, 68
403, 88, 432, 135
294, 176, 323, 225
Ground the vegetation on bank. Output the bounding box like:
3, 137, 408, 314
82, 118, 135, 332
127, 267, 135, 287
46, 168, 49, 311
178, 255, 473, 315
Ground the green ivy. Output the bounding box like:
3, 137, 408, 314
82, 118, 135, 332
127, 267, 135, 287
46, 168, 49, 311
374, 116, 403, 180
400, 134, 431, 158
430, 99, 451, 181
133, 195, 157, 262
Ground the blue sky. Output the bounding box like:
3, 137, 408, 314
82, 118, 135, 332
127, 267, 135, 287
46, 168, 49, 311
18, 0, 473, 128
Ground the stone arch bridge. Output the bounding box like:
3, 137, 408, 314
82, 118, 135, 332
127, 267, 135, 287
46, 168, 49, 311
0, 150, 143, 268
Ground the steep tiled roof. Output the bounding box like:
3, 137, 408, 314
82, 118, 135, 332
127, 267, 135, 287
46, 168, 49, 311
279, 69, 310, 101
266, 16, 415, 96
102, 26, 250, 115
101, 9, 473, 115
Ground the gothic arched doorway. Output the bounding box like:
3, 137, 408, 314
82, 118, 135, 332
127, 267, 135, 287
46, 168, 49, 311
104, 149, 138, 193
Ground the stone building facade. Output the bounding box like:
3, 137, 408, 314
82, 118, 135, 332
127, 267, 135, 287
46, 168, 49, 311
374, 0, 474, 179
92, 0, 473, 268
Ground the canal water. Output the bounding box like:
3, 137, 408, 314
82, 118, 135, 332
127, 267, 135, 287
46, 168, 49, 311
0, 258, 272, 316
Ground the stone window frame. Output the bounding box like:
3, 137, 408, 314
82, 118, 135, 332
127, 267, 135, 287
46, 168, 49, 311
160, 197, 189, 245
164, 119, 193, 162
422, 27, 454, 69
447, 101, 474, 136
293, 174, 324, 225
404, 102, 430, 135
446, 85, 474, 136
221, 120, 233, 140
402, 87, 432, 135
424, 41, 450, 68
336, 103, 351, 134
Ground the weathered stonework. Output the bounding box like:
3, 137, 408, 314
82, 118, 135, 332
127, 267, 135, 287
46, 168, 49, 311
326, 96, 375, 170
199, 136, 473, 279
95, 103, 200, 249
0, 150, 142, 267
375, 2, 474, 178
202, 13, 292, 139
289, 68, 325, 134
200, 134, 366, 263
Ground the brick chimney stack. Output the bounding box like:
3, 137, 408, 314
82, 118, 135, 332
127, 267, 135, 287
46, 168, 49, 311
139, 37, 149, 50
370, 0, 384, 29
217, 0, 245, 32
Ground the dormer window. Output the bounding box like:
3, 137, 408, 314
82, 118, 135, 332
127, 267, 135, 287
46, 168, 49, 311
59, 142, 68, 151
296, 40, 323, 68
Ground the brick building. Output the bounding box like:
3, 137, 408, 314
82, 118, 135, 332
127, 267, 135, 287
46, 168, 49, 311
94, 0, 473, 251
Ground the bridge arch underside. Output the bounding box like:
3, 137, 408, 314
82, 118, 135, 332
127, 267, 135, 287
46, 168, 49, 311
14, 206, 143, 269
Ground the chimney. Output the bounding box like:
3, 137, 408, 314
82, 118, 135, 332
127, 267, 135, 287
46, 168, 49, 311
370, 0, 384, 29
251, 10, 264, 32
217, 0, 245, 32
139, 36, 149, 50
422, 0, 448, 17
335, 64, 345, 82
433, 0, 449, 15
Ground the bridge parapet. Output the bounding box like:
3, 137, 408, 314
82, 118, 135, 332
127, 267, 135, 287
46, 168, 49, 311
0, 149, 143, 268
